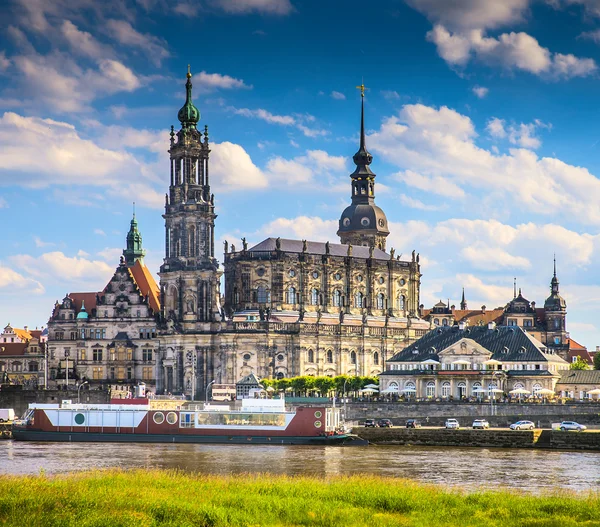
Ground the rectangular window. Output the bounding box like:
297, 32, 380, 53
136, 310, 141, 317
127, 348, 133, 361
104, 311, 108, 318
110, 367, 115, 380
127, 367, 132, 380
508, 319, 517, 326
79, 349, 86, 361
102, 329, 106, 339
143, 349, 153, 362
93, 367, 103, 380
142, 366, 153, 380
93, 349, 103, 362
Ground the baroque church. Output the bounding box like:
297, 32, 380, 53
155, 73, 429, 397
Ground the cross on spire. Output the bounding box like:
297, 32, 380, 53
356, 82, 367, 98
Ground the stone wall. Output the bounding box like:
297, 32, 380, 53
354, 428, 600, 451
0, 387, 110, 416
342, 401, 600, 428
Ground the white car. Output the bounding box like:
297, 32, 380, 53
445, 418, 460, 429
472, 419, 489, 429
510, 420, 535, 431
559, 421, 587, 432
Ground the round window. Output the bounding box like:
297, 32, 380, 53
343, 218, 351, 227
153, 412, 165, 425
334, 272, 341, 280
314, 411, 322, 419
74, 413, 85, 425
361, 217, 370, 226
399, 278, 406, 286
257, 268, 265, 277
312, 271, 319, 279
378, 277, 385, 284
166, 412, 178, 425
243, 353, 252, 361
357, 275, 363, 282
277, 354, 285, 362
378, 219, 385, 227
314, 421, 322, 428
289, 269, 296, 278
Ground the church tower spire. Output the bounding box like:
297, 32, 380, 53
159, 66, 221, 327
123, 203, 146, 266
337, 83, 390, 250
460, 288, 467, 310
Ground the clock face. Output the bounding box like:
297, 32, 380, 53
343, 217, 350, 227
378, 219, 385, 227
361, 217, 370, 226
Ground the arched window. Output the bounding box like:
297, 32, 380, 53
532, 383, 542, 396
287, 287, 296, 304
350, 350, 357, 364
398, 295, 406, 311
326, 350, 333, 363
377, 293, 385, 310
257, 286, 267, 304
307, 349, 314, 363
442, 319, 448, 326
276, 372, 284, 380
441, 381, 451, 398
355, 292, 363, 308
426, 381, 435, 398
554, 319, 560, 329
434, 318, 440, 326
311, 288, 319, 306
373, 351, 379, 365
188, 226, 196, 257
333, 290, 341, 307
472, 382, 482, 396
404, 381, 415, 396
513, 382, 525, 390
457, 382, 466, 399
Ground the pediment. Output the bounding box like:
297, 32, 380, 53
438, 338, 492, 360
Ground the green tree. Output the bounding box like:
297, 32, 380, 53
594, 352, 600, 370
291, 376, 308, 396
333, 375, 350, 395
314, 377, 335, 396
570, 357, 590, 370
276, 378, 291, 393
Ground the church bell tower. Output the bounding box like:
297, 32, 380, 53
159, 67, 221, 329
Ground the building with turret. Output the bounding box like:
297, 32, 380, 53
154, 73, 429, 397
46, 214, 160, 392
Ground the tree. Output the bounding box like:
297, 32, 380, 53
314, 376, 335, 396
594, 352, 600, 371
570, 357, 590, 370
291, 376, 308, 396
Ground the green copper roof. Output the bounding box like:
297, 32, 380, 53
177, 68, 200, 129
76, 300, 88, 320
123, 210, 146, 265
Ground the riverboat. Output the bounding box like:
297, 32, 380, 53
12, 398, 367, 446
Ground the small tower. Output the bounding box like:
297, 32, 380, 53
460, 288, 467, 311
337, 83, 389, 250
123, 206, 146, 266
544, 255, 567, 352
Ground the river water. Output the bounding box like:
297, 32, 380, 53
1, 440, 599, 493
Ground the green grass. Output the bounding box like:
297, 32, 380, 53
1, 469, 600, 526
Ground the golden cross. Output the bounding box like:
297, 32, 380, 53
187, 64, 191, 78
356, 82, 367, 97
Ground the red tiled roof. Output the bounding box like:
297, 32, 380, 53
0, 343, 28, 356
567, 338, 593, 364
129, 260, 160, 314
29, 330, 42, 339
69, 292, 99, 314
423, 308, 504, 326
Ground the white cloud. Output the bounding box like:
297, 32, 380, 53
461, 244, 532, 270
34, 237, 55, 248
105, 20, 170, 67
331, 91, 346, 100
487, 118, 547, 149
213, 0, 294, 15
265, 150, 346, 188
399, 194, 445, 211
10, 251, 114, 286
382, 90, 401, 100
0, 51, 11, 71
259, 216, 338, 242
369, 103, 600, 225
210, 141, 269, 190
97, 247, 122, 262
194, 71, 252, 92
486, 117, 506, 138
393, 169, 466, 199
0, 197, 7, 208
472, 85, 488, 98
427, 25, 596, 79
61, 20, 109, 60
94, 229, 106, 236
231, 106, 328, 137
0, 264, 44, 294
405, 0, 530, 31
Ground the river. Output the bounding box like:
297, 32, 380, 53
1, 440, 599, 493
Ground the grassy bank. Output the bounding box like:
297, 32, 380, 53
1, 469, 599, 527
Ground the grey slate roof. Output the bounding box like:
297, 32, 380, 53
558, 370, 600, 384
249, 237, 393, 261
236, 372, 262, 386
389, 325, 554, 363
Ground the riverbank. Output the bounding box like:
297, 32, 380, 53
356, 427, 600, 450
0, 469, 599, 526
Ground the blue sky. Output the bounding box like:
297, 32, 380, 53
3, 0, 600, 349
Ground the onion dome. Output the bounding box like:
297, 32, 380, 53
177, 66, 200, 130
544, 257, 566, 311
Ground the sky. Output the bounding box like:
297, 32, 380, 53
3, 0, 600, 349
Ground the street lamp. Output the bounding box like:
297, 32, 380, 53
206, 380, 215, 404
343, 377, 349, 422
77, 381, 89, 404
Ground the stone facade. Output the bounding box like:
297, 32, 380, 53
0, 324, 46, 388
46, 217, 160, 392
154, 72, 429, 398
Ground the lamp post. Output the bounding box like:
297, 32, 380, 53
77, 381, 88, 404
206, 380, 215, 404
65, 349, 70, 390
343, 377, 349, 422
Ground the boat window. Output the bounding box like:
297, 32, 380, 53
166, 412, 178, 425
153, 412, 165, 425
180, 412, 195, 428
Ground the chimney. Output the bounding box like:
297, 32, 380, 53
481, 305, 486, 314
458, 320, 467, 330
488, 321, 496, 330
451, 304, 456, 312
24, 325, 28, 332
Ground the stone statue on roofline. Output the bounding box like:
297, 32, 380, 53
275, 237, 281, 250
224, 240, 228, 254
242, 237, 247, 251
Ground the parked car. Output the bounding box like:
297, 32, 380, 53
510, 420, 535, 431
378, 419, 393, 428
0, 409, 15, 423
472, 419, 490, 429
559, 421, 587, 432
364, 419, 377, 428
406, 419, 422, 428
445, 418, 460, 429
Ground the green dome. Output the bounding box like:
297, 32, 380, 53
178, 71, 200, 129
76, 300, 88, 320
